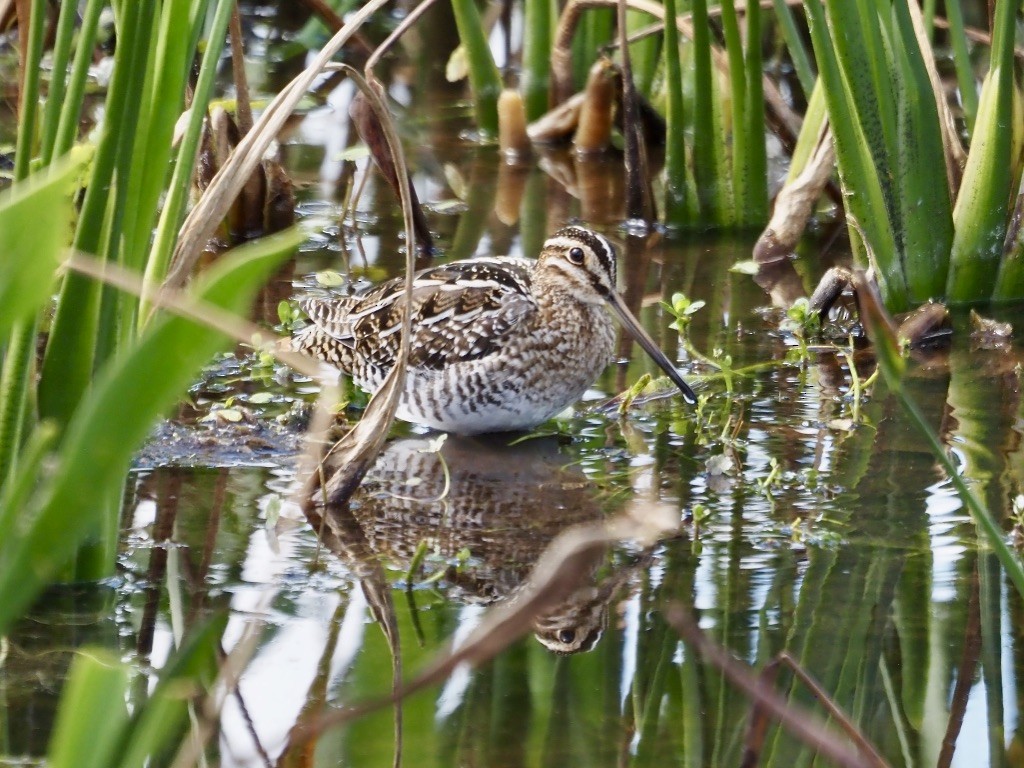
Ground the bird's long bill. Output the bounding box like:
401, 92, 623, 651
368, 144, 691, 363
605, 291, 697, 404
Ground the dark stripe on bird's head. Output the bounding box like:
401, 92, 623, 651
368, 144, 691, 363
551, 226, 617, 279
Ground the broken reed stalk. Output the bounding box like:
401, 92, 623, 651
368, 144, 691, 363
754, 125, 835, 263
572, 57, 618, 153
228, 1, 253, 135
663, 602, 889, 768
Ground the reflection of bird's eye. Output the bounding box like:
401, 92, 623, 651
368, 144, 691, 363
557, 629, 576, 644
567, 247, 585, 265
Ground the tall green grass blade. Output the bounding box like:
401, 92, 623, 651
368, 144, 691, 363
953, 0, 1019, 303
46, 649, 130, 768
891, 0, 952, 302
450, 0, 502, 139
661, 0, 686, 227
574, 10, 614, 94
742, 0, 768, 224
803, 0, 905, 309
719, 0, 748, 219
38, 0, 79, 165
94, 2, 159, 370
944, 0, 978, 135
689, 0, 719, 224
0, 148, 87, 485
786, 79, 825, 183
0, 153, 85, 361
772, 0, 815, 97
0, 229, 301, 634
823, 0, 898, 220
522, 0, 552, 121
38, 0, 151, 431
13, 0, 46, 180
53, 0, 105, 159
143, 0, 234, 317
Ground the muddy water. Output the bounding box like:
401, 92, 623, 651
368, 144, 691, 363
5, 5, 1024, 767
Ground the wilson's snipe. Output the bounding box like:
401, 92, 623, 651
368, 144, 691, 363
294, 226, 696, 434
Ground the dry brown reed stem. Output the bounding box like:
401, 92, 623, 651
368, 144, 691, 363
295, 0, 374, 57
663, 602, 890, 768
741, 651, 890, 768
550, 0, 802, 143
63, 251, 327, 380
304, 65, 416, 511
754, 124, 835, 264
168, 0, 390, 289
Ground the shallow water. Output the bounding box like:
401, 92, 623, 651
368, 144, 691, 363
4, 5, 1024, 767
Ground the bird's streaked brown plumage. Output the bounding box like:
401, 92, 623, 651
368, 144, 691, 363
293, 226, 695, 433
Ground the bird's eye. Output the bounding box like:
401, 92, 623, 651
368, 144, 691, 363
557, 629, 576, 644
567, 247, 585, 265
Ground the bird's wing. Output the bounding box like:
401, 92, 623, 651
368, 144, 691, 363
297, 257, 538, 371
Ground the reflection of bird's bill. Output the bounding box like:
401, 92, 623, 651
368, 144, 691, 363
605, 291, 697, 404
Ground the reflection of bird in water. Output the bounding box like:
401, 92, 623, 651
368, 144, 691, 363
345, 434, 643, 654
294, 226, 695, 434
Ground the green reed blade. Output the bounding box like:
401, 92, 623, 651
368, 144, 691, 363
662, 0, 687, 227
690, 0, 720, 224
742, 0, 768, 225
952, 0, 1018, 303
944, 0, 978, 135
0, 152, 87, 486
824, 0, 898, 221
891, 0, 952, 302
38, 0, 150, 432
142, 0, 233, 319
52, 0, 105, 160
719, 0, 748, 218
786, 79, 825, 184
38, 0, 79, 165
522, 0, 553, 121
803, 0, 905, 309
449, 0, 502, 139
46, 650, 130, 768
0, 154, 84, 369
0, 229, 301, 635
13, 0, 46, 181
772, 0, 815, 97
